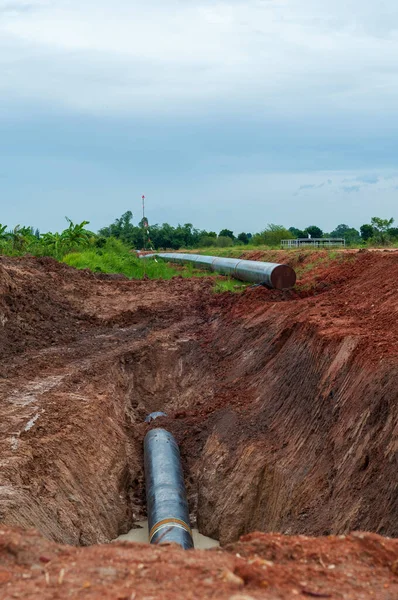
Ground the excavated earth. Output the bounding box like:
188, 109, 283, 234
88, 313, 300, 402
0, 250, 398, 599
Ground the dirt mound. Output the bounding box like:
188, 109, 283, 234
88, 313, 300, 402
1, 253, 398, 597
1, 526, 397, 599
212, 250, 398, 358
0, 256, 98, 361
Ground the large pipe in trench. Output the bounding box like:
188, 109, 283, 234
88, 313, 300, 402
141, 253, 296, 290
144, 428, 194, 549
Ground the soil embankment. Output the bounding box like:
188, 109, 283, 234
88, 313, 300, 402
2, 526, 398, 599
0, 251, 398, 597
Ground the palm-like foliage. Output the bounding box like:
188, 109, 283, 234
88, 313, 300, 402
0, 224, 8, 241
40, 232, 64, 258
38, 218, 94, 258
0, 218, 96, 258
61, 218, 92, 248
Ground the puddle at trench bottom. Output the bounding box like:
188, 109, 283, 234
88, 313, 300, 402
115, 520, 220, 549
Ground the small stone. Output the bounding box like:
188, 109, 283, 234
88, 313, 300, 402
221, 570, 244, 586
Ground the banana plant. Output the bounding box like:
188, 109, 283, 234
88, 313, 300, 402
0, 224, 8, 240
61, 217, 93, 249
40, 231, 64, 259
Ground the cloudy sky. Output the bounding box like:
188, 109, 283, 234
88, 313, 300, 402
1, 0, 398, 234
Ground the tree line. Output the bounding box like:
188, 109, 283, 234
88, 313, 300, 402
98, 212, 398, 249
0, 213, 397, 259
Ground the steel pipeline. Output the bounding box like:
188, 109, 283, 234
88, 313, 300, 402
141, 253, 296, 289
144, 428, 194, 549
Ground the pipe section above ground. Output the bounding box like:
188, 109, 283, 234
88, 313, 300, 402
144, 428, 194, 550
141, 253, 296, 290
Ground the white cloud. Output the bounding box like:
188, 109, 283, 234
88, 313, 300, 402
1, 0, 398, 114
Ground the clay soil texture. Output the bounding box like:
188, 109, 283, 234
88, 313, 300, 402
0, 250, 398, 599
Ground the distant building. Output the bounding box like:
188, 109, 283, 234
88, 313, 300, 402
281, 238, 345, 248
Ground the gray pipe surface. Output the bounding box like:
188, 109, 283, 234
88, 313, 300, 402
141, 253, 296, 289
144, 428, 194, 549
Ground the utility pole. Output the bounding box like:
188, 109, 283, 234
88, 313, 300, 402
142, 195, 146, 252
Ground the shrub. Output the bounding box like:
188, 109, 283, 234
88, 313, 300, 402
216, 236, 233, 247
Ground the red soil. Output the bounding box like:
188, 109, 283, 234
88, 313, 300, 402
214, 249, 398, 360
1, 527, 398, 599
1, 251, 398, 598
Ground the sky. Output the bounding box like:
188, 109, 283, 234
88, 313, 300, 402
1, 0, 398, 235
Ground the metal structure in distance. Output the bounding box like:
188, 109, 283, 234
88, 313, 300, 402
281, 238, 345, 248
144, 428, 194, 550
141, 253, 296, 290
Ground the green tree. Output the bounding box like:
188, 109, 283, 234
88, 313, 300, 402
330, 224, 360, 245
288, 227, 306, 238
216, 235, 233, 247
181, 223, 197, 247
237, 232, 249, 244
99, 212, 225, 250
199, 235, 217, 247
257, 224, 293, 246
0, 224, 9, 253
99, 211, 142, 247
198, 230, 217, 246
370, 217, 394, 245
219, 229, 234, 240
40, 232, 64, 258
61, 217, 93, 249
9, 225, 34, 251
388, 227, 398, 240
360, 224, 373, 241
138, 216, 148, 229
0, 224, 8, 241
304, 225, 323, 238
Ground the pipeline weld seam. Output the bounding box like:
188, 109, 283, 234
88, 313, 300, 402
150, 523, 190, 541
149, 518, 192, 542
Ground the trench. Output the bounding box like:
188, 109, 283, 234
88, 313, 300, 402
116, 521, 219, 550
1, 287, 398, 548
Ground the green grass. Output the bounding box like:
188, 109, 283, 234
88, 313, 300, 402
62, 246, 251, 295
60, 239, 252, 294
192, 244, 260, 257
212, 278, 251, 293
189, 244, 372, 257
63, 249, 182, 280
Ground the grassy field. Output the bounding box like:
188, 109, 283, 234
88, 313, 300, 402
62, 242, 247, 293
188, 244, 365, 257
191, 244, 265, 257
63, 250, 181, 280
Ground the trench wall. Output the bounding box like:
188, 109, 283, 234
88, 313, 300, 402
194, 316, 398, 544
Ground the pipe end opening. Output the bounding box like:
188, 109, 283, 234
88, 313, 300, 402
270, 265, 297, 290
